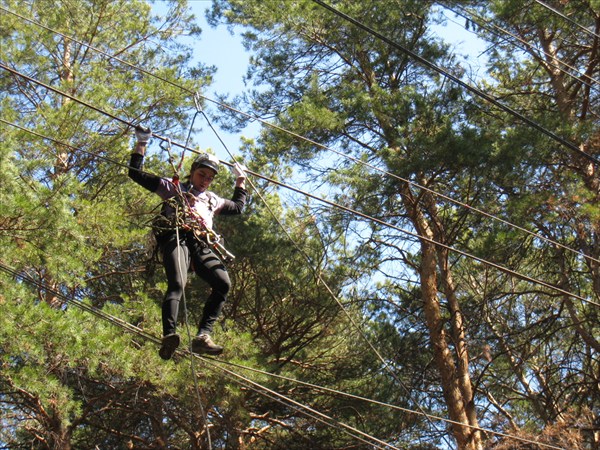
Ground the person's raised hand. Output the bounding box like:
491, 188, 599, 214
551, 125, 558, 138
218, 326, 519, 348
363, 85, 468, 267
135, 125, 152, 144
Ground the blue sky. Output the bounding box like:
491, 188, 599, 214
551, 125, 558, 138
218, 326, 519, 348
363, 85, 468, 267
172, 1, 254, 159
154, 1, 489, 162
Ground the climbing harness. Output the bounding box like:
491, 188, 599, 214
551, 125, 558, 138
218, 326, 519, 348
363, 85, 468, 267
152, 196, 235, 263
155, 124, 235, 264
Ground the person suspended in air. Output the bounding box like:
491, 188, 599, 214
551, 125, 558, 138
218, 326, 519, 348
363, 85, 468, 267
128, 126, 248, 360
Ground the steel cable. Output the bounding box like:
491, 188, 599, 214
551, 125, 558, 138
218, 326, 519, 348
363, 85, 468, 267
2, 5, 598, 267
0, 260, 566, 450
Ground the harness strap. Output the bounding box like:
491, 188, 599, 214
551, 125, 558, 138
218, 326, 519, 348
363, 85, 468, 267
155, 95, 234, 262
154, 197, 235, 263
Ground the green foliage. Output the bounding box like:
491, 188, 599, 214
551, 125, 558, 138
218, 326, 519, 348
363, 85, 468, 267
2, 0, 599, 449
208, 0, 599, 448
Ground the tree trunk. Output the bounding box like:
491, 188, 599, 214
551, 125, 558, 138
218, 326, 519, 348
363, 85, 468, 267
402, 184, 482, 449
55, 36, 73, 175
439, 247, 482, 447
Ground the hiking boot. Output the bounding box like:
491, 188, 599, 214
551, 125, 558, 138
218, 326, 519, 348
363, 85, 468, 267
159, 333, 180, 360
191, 333, 223, 355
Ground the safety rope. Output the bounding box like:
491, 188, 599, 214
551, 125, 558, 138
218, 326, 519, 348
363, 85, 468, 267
168, 91, 203, 179
2, 4, 598, 269
173, 205, 213, 450
156, 106, 233, 449
309, 0, 599, 166
0, 260, 567, 450
155, 103, 232, 449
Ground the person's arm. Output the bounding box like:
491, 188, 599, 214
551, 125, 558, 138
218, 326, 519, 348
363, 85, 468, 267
217, 163, 248, 215
128, 126, 161, 192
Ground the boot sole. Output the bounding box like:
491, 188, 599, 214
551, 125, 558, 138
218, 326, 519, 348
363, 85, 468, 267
191, 342, 223, 356
159, 334, 181, 360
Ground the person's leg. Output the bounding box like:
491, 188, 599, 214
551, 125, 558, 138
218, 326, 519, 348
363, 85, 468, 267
158, 235, 189, 359
189, 243, 231, 354
160, 236, 190, 335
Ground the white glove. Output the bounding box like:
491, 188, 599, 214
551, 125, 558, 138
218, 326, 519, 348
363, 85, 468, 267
232, 162, 247, 179
135, 125, 152, 144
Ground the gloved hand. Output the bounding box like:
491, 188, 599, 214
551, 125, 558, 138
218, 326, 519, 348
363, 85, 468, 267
135, 125, 152, 144
232, 162, 247, 179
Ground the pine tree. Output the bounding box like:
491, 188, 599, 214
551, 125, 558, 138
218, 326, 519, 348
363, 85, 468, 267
0, 1, 214, 447
207, 0, 599, 448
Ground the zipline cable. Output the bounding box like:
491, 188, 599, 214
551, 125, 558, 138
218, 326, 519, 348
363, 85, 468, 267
2, 59, 596, 273
2, 6, 597, 266
196, 110, 453, 445
211, 374, 397, 449
2, 117, 598, 310
198, 360, 402, 449
439, 2, 600, 91
0, 61, 193, 158
0, 261, 400, 450
0, 119, 134, 171
309, 0, 599, 166
533, 0, 600, 40
0, 262, 394, 449
0, 260, 567, 450
0, 262, 162, 345
205, 356, 566, 450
